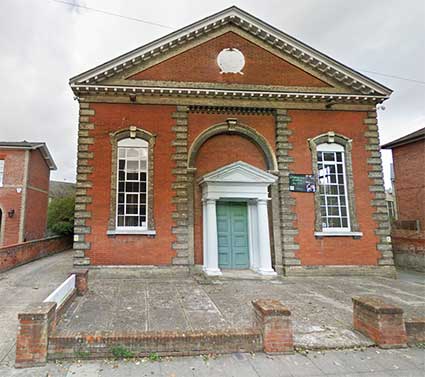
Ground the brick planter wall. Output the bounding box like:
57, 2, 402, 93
48, 329, 262, 360
405, 318, 425, 345
15, 302, 57, 368
352, 296, 407, 348
0, 235, 72, 273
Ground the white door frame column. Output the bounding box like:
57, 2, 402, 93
198, 161, 278, 276
202, 198, 222, 275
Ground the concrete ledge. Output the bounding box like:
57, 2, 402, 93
283, 265, 397, 277
352, 295, 407, 349
405, 318, 425, 345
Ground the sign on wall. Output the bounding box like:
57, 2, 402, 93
289, 174, 316, 193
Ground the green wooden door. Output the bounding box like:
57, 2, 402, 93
217, 201, 249, 269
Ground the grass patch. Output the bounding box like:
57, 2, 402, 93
111, 345, 134, 359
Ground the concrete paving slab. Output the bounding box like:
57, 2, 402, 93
56, 269, 425, 351
248, 353, 295, 376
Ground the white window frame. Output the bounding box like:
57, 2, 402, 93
115, 138, 149, 231
0, 160, 4, 187
317, 143, 351, 233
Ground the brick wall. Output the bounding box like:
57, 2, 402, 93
0, 149, 26, 246
392, 140, 425, 228
0, 236, 72, 272
130, 31, 329, 87
287, 110, 382, 266
80, 103, 178, 266
391, 139, 425, 270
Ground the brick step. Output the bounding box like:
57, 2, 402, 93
47, 328, 262, 360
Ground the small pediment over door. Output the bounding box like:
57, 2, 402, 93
199, 161, 277, 184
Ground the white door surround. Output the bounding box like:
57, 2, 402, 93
198, 161, 278, 276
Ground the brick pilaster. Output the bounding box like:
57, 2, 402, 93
253, 299, 294, 354
352, 296, 407, 348
73, 102, 94, 266
275, 109, 301, 271
364, 111, 395, 268
171, 106, 190, 265
15, 302, 57, 368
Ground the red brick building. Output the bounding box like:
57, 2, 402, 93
70, 7, 395, 276
382, 127, 425, 271
0, 142, 56, 246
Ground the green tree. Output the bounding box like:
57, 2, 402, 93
47, 196, 75, 236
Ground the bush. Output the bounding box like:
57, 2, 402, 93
47, 196, 75, 236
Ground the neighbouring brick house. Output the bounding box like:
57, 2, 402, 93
382, 127, 425, 271
69, 7, 395, 276
0, 141, 56, 246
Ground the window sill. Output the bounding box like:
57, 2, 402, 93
107, 229, 156, 236
314, 231, 363, 238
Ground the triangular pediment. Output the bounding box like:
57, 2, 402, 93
199, 161, 277, 184
70, 6, 391, 101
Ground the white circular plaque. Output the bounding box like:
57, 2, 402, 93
217, 48, 245, 74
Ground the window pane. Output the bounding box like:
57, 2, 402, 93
329, 218, 341, 227
327, 197, 338, 206
126, 194, 138, 204
336, 152, 342, 162
328, 207, 340, 216
126, 182, 139, 192
119, 160, 125, 169
127, 148, 138, 158
127, 160, 138, 171
125, 216, 139, 226
127, 172, 138, 181
126, 205, 138, 214
323, 152, 335, 161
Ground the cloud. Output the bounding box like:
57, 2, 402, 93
0, 0, 424, 186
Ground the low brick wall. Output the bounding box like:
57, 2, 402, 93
48, 329, 262, 360
352, 296, 407, 348
405, 318, 425, 345
392, 231, 425, 272
0, 236, 72, 273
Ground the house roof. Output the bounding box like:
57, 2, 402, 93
0, 141, 57, 170
381, 127, 425, 149
49, 180, 76, 199
70, 6, 392, 102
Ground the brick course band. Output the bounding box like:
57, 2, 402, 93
171, 106, 190, 265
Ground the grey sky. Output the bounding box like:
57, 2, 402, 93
1, 0, 424, 186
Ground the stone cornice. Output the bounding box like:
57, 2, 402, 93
72, 84, 388, 104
